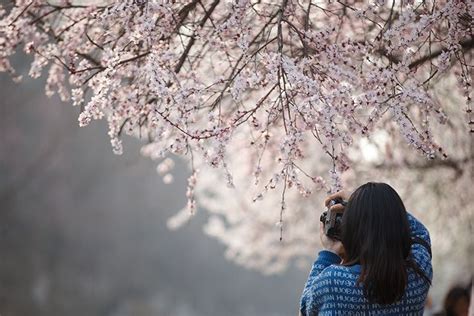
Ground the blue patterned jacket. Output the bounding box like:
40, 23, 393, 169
299, 213, 433, 316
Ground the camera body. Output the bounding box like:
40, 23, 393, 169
319, 197, 347, 240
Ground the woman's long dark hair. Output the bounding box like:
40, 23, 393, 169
341, 182, 430, 305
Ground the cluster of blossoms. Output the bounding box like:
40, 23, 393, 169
0, 0, 472, 277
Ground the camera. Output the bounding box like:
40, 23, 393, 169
319, 197, 347, 240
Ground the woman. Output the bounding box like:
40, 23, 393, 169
299, 182, 433, 315
443, 285, 470, 316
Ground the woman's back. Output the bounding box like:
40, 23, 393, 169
301, 259, 431, 315
300, 206, 433, 316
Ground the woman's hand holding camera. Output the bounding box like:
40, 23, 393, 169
320, 191, 349, 259
319, 222, 345, 258
324, 190, 349, 210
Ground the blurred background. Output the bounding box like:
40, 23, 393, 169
0, 57, 307, 316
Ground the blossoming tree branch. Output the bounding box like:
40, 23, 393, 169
0, 0, 472, 274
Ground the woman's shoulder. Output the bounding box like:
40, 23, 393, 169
306, 264, 363, 301
317, 264, 360, 284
